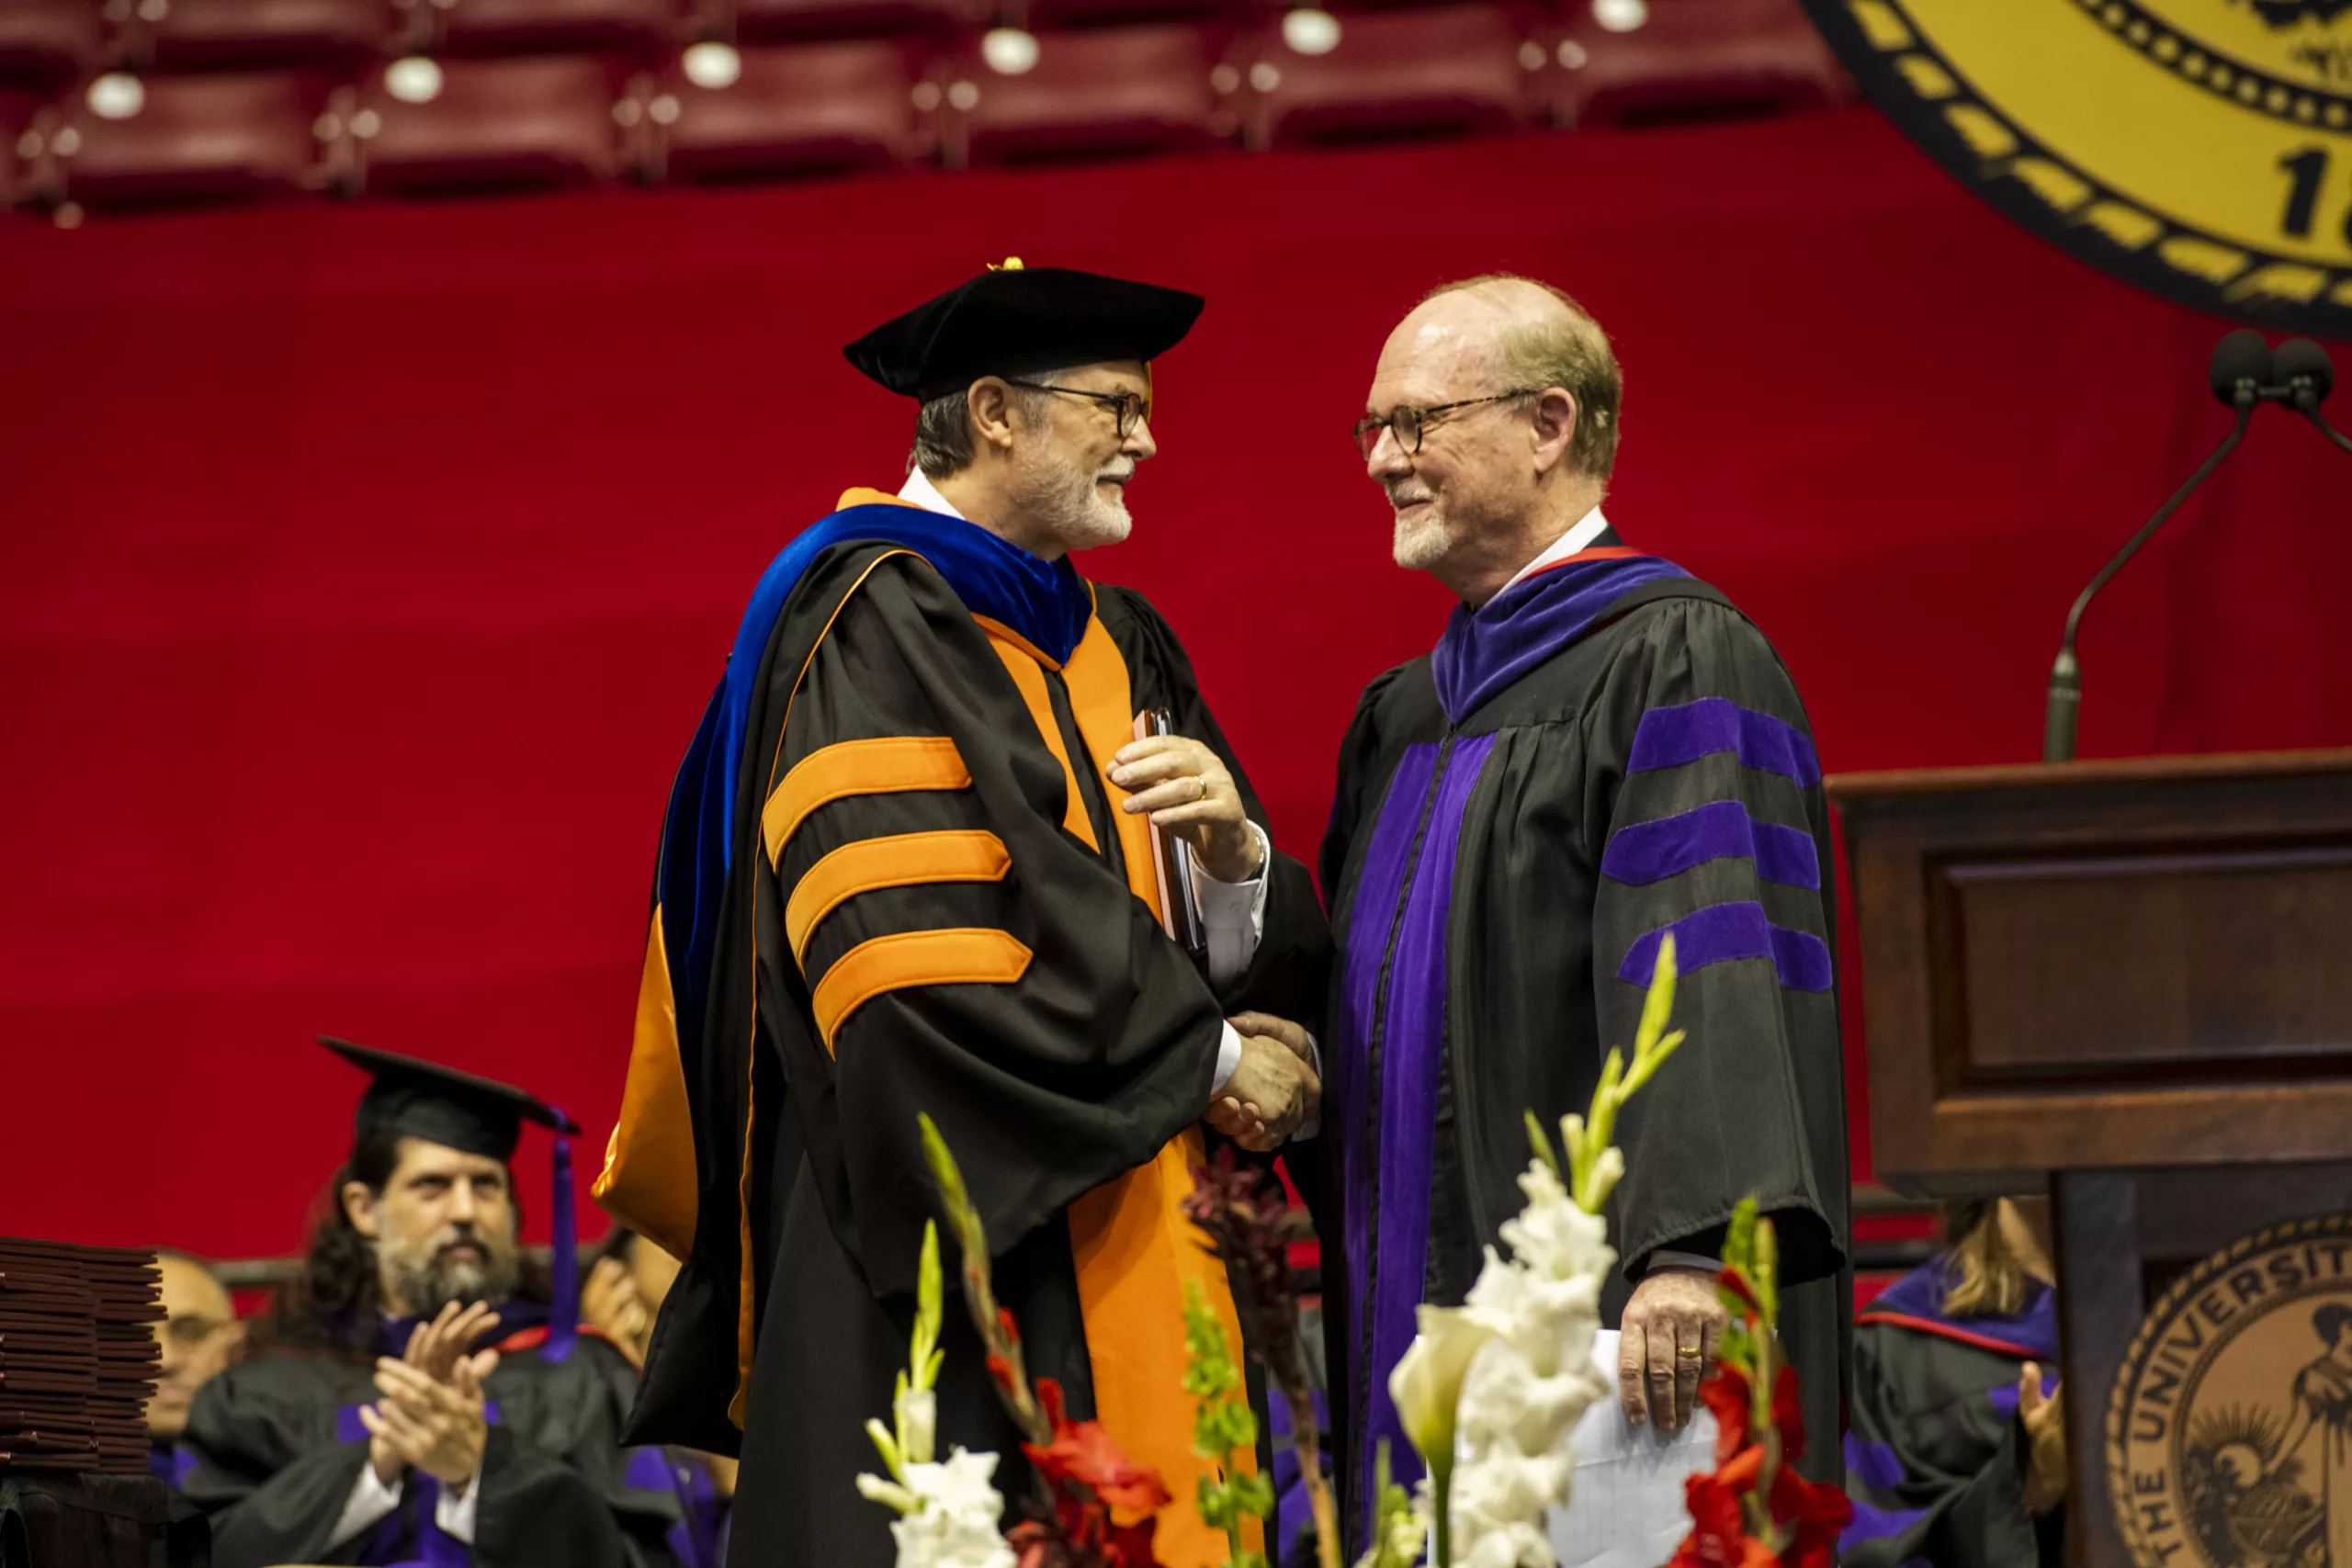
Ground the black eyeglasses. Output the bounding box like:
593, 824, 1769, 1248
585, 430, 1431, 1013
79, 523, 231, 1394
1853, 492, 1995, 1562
1351, 389, 1540, 459
1004, 380, 1149, 438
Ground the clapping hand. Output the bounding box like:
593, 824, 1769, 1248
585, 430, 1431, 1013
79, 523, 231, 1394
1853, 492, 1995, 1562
363, 1348, 499, 1493
2018, 1362, 2066, 1515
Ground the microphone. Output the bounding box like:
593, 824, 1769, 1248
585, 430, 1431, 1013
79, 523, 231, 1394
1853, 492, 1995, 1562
2041, 333, 2269, 762
2275, 337, 2352, 457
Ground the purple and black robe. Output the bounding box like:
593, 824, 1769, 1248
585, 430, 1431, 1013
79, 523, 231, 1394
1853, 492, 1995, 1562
1312, 533, 1851, 1543
1842, 1258, 2064, 1567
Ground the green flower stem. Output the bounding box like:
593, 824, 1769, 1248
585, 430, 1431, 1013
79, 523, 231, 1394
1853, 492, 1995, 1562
1430, 1455, 1453, 1568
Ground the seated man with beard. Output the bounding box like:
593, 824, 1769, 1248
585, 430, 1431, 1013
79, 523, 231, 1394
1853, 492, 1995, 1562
178, 1038, 686, 1568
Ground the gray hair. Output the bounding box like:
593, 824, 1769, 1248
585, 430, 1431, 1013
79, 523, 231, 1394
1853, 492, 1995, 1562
1421, 274, 1623, 480
909, 379, 1053, 479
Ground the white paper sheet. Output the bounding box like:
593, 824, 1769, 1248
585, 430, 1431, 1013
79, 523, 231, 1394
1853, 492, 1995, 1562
1545, 1329, 1717, 1568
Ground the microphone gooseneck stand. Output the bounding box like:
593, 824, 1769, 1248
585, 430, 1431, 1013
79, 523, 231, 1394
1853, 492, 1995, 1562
2041, 393, 2258, 763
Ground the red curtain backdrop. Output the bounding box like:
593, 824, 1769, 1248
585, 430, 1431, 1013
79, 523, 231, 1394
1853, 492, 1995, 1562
2, 106, 2344, 1260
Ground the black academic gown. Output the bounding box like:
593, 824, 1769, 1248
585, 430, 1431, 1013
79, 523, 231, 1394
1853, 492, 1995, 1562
606, 496, 1328, 1568
1842, 1260, 2065, 1567
176, 1314, 686, 1568
1314, 534, 1852, 1543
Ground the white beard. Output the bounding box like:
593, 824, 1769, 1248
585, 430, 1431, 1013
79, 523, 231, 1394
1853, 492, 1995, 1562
1391, 500, 1452, 571
1015, 446, 1133, 553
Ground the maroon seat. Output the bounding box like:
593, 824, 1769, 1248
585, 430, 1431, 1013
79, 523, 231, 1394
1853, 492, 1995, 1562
730, 0, 983, 44
134, 0, 392, 73
1550, 0, 1847, 130
35, 69, 326, 207
643, 39, 924, 178
418, 0, 682, 59
0, 1, 107, 92
944, 23, 1232, 165
354, 53, 622, 192
1012, 0, 1253, 33
1243, 4, 1534, 149
0, 89, 38, 209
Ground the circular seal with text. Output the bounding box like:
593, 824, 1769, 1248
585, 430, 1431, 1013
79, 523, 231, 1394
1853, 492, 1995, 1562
1798, 0, 2352, 338
2107, 1214, 2352, 1568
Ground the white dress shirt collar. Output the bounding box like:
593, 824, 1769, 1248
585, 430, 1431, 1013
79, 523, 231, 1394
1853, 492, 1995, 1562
898, 467, 965, 519
1498, 505, 1611, 595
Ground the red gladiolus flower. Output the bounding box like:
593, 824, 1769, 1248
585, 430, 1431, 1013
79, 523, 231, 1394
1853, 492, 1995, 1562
1011, 1379, 1171, 1568
1715, 1266, 1759, 1313
1699, 1366, 1751, 1463
1769, 1463, 1852, 1564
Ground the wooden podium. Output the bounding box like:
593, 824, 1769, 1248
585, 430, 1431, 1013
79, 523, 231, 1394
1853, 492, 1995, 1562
1827, 749, 2352, 1568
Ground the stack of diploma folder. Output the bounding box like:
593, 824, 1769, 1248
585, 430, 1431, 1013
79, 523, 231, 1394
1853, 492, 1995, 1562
0, 1239, 164, 1475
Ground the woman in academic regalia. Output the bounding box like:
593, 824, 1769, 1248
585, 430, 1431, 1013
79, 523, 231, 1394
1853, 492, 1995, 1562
1839, 1199, 2069, 1568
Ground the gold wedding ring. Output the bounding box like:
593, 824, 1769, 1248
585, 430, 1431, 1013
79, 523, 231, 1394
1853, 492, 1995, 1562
1675, 1346, 1705, 1359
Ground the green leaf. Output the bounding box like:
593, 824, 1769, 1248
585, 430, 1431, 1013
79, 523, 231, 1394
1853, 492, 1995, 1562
1722, 1197, 1758, 1277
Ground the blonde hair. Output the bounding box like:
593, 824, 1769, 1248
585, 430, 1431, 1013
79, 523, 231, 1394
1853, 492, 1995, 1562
1937, 1200, 2032, 1320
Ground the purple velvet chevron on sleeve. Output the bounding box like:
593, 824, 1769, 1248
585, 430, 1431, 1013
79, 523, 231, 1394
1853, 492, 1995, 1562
1627, 697, 1821, 786
1599, 799, 1821, 889
1617, 900, 1832, 991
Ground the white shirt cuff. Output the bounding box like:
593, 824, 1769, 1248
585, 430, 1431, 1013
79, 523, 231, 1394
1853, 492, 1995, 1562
1193, 820, 1270, 987
333, 1457, 403, 1548
1208, 1024, 1323, 1142
435, 1453, 484, 1544
1212, 1021, 1242, 1093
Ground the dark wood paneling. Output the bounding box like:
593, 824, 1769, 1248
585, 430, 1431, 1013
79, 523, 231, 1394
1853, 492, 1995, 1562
1828, 751, 2352, 1187
1948, 846, 2352, 1077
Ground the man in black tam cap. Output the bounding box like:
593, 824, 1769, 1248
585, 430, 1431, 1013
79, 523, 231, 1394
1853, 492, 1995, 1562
595, 260, 1331, 1567
175, 1039, 703, 1567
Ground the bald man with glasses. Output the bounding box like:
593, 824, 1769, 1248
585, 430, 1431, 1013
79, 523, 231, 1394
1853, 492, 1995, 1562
1313, 274, 1852, 1548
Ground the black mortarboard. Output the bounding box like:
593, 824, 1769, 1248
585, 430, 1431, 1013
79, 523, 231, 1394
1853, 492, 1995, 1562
320, 1037, 587, 1359
843, 259, 1204, 400
322, 1036, 579, 1161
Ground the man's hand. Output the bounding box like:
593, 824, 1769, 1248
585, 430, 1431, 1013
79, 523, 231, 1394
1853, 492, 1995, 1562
400, 1300, 498, 1384
2018, 1363, 2066, 1515
1107, 735, 1261, 885
1205, 1017, 1319, 1153
362, 1350, 499, 1492
1618, 1266, 1728, 1431
582, 1257, 650, 1366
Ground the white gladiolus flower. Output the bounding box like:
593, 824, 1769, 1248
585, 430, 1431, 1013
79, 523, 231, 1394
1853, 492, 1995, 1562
1445, 1150, 1617, 1567
871, 1449, 1017, 1568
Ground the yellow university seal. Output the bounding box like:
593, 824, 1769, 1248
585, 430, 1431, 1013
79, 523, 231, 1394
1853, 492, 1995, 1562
1800, 0, 2352, 337
2106, 1215, 2352, 1568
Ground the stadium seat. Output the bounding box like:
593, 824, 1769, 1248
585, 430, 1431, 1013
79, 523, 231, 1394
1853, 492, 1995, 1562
1, 90, 38, 209
1242, 5, 1536, 150
34, 70, 326, 208
420, 0, 682, 60
642, 39, 925, 179
731, 0, 984, 44
943, 23, 1233, 166
0, 1, 107, 92
134, 0, 392, 73
353, 54, 623, 192
1013, 0, 1253, 34
1549, 0, 1847, 130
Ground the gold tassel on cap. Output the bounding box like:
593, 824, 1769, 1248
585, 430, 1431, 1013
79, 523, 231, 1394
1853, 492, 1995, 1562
987, 257, 1024, 271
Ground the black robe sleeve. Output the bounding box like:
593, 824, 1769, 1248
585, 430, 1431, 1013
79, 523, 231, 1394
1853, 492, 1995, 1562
765, 556, 1234, 1297
1843, 1323, 2064, 1567
178, 1351, 639, 1568
1579, 597, 1845, 1285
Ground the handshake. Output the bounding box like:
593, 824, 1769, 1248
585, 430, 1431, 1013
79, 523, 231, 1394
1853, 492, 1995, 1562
1204, 1010, 1321, 1153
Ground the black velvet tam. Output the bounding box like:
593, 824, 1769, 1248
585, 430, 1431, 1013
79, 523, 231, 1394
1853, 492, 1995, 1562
320, 1036, 578, 1163
842, 262, 1204, 400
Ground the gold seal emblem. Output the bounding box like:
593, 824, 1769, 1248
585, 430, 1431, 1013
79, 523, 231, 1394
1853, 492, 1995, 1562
1799, 0, 2352, 337
2107, 1214, 2352, 1568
